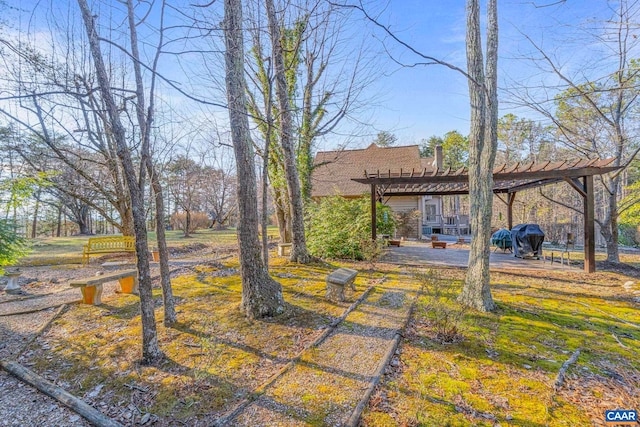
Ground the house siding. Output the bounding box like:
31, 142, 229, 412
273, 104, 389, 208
385, 196, 421, 239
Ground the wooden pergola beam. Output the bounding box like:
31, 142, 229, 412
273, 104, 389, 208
371, 184, 377, 241
507, 193, 516, 230
583, 176, 595, 273
358, 159, 618, 273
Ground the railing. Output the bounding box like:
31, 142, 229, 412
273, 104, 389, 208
422, 215, 470, 235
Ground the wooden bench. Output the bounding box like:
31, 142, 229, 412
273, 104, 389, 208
432, 241, 447, 249
388, 239, 401, 247
82, 236, 135, 266
326, 268, 358, 302
69, 269, 138, 305
277, 243, 292, 257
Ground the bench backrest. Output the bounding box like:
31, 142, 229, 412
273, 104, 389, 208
86, 236, 136, 251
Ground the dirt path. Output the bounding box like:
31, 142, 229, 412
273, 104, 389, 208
226, 271, 420, 426
0, 306, 93, 427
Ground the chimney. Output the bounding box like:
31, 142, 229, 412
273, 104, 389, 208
433, 145, 443, 170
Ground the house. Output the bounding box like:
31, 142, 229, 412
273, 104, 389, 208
311, 143, 469, 239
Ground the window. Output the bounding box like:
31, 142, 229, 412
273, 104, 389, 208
424, 201, 438, 223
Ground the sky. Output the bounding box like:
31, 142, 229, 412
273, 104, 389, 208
1, 0, 633, 152
356, 0, 624, 148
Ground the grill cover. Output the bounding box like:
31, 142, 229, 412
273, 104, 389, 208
491, 229, 512, 250
511, 224, 545, 258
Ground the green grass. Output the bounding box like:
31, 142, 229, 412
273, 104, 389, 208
362, 267, 640, 426
22, 256, 396, 424
17, 227, 279, 266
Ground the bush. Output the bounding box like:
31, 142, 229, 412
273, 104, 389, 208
306, 196, 395, 260
170, 211, 210, 234
619, 223, 639, 247
417, 269, 467, 344
0, 219, 28, 274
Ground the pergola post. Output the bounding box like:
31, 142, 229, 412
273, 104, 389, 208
371, 184, 377, 241
583, 175, 595, 273
507, 192, 516, 230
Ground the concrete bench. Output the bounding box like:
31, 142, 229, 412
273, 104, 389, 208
277, 243, 292, 257
3, 270, 22, 292
83, 236, 136, 266
432, 241, 447, 249
69, 269, 138, 305
326, 268, 358, 302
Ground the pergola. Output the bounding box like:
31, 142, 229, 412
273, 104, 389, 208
352, 158, 620, 273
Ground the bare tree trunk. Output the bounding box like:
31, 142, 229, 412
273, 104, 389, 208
184, 209, 191, 237
264, 0, 310, 264
120, 207, 135, 236
459, 0, 497, 312
603, 193, 620, 262
77, 0, 161, 364
31, 189, 41, 238
149, 168, 177, 325
223, 0, 284, 318
124, 0, 177, 326
274, 196, 291, 243
56, 205, 62, 237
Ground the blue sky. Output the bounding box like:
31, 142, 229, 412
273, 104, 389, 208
356, 0, 622, 147
2, 0, 630, 151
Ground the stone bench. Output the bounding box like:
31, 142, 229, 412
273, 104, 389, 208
3, 270, 22, 293
432, 241, 447, 249
326, 268, 358, 302
277, 243, 292, 257
69, 269, 138, 305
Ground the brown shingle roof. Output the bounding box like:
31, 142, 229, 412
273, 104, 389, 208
311, 143, 434, 197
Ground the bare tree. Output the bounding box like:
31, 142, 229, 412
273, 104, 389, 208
0, 41, 136, 236
509, 0, 640, 262
223, 0, 285, 317
263, 0, 310, 263
77, 0, 162, 363
458, 0, 499, 312
167, 155, 205, 237
124, 0, 177, 326
247, 1, 375, 244
334, 1, 499, 311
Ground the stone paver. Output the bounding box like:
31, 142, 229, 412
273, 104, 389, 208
382, 241, 575, 271
231, 274, 420, 426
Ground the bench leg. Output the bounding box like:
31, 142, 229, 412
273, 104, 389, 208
80, 284, 103, 305
326, 282, 345, 302
117, 276, 139, 294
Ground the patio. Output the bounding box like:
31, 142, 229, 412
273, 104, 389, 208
381, 240, 574, 271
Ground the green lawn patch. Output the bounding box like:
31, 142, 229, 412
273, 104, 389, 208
362, 267, 640, 426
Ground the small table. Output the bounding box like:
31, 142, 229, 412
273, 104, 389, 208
4, 270, 22, 292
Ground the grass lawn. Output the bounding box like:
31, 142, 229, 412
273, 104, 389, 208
17, 227, 279, 266
362, 266, 640, 426
18, 256, 409, 425
8, 238, 640, 425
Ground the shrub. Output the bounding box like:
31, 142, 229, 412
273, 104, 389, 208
170, 211, 211, 234
306, 196, 395, 260
416, 269, 467, 344
0, 219, 28, 274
